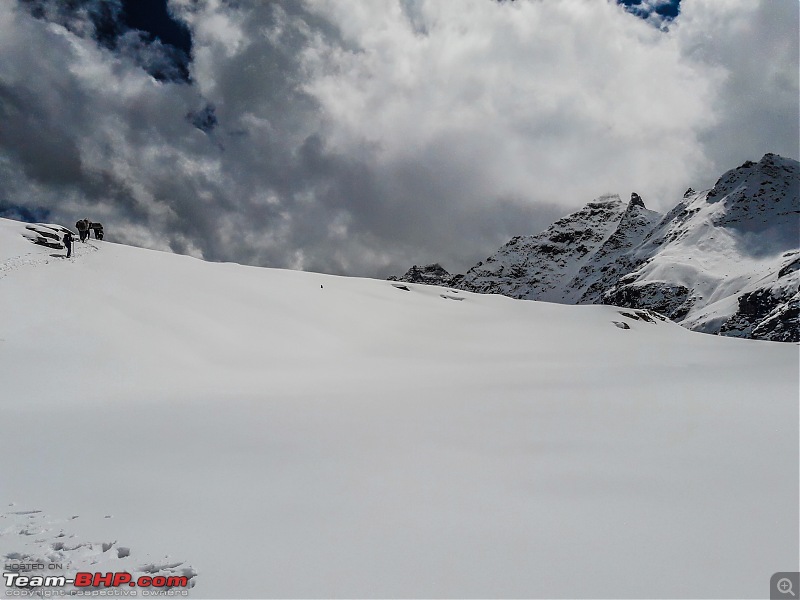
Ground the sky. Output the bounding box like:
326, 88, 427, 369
0, 0, 797, 277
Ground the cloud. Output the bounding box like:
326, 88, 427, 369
674, 0, 800, 173
0, 0, 797, 277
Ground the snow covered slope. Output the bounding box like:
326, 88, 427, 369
1, 216, 797, 598
456, 154, 799, 341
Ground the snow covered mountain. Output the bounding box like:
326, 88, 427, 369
1, 216, 797, 598
457, 192, 662, 303
387, 262, 462, 287
606, 153, 799, 342
454, 153, 799, 341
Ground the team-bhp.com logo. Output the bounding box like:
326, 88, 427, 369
4, 571, 189, 595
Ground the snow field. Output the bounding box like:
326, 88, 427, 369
1, 217, 797, 598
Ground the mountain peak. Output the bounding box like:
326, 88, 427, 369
629, 192, 645, 209
697, 153, 799, 248
707, 152, 798, 203
457, 195, 632, 302
388, 263, 460, 287
452, 154, 798, 341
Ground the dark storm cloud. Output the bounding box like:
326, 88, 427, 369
0, 84, 83, 185
0, 0, 797, 278
19, 0, 191, 82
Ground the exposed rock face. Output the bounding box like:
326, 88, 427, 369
603, 281, 695, 322
629, 192, 645, 208
456, 193, 664, 305
778, 254, 800, 279
448, 154, 799, 342
388, 263, 461, 287
717, 251, 800, 342
720, 288, 798, 342
457, 195, 630, 302
22, 223, 75, 250
572, 197, 662, 304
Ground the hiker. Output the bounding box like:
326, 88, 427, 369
92, 222, 104, 240
63, 231, 73, 258
78, 218, 91, 242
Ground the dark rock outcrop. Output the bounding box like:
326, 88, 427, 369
629, 192, 645, 208
720, 287, 799, 342
388, 263, 461, 287
604, 281, 695, 322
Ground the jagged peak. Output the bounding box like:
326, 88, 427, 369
629, 192, 645, 209
388, 262, 459, 286
414, 263, 449, 275
549, 195, 625, 229
707, 153, 799, 202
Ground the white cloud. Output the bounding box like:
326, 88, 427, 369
673, 0, 800, 173
302, 0, 724, 209
0, 0, 796, 276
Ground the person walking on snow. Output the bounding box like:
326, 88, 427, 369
63, 231, 73, 258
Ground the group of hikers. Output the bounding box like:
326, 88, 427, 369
62, 219, 103, 258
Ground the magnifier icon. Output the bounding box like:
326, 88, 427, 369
778, 578, 796, 597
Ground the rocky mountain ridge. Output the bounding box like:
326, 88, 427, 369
388, 153, 799, 342
387, 263, 462, 287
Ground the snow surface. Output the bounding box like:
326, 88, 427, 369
1, 216, 798, 598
